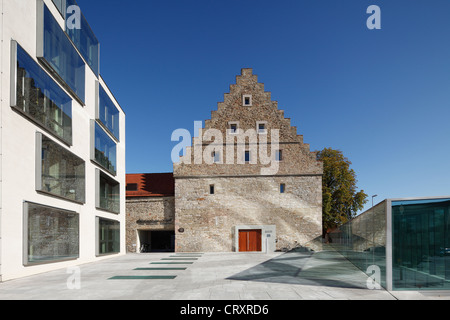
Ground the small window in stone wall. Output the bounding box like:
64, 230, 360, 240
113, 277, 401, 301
245, 151, 251, 163
242, 94, 252, 106
276, 149, 283, 161
210, 184, 215, 195
280, 183, 286, 193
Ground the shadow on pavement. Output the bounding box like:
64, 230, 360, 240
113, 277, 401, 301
227, 247, 371, 289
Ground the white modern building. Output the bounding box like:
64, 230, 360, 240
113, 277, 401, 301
0, 0, 126, 281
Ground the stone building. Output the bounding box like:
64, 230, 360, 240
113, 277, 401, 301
126, 173, 175, 252
126, 68, 323, 253
173, 68, 323, 252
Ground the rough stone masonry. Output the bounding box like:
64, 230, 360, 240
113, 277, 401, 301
173, 68, 323, 252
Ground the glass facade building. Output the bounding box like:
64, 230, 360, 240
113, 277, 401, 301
330, 197, 450, 291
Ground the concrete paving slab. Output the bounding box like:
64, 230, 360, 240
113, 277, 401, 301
0, 250, 446, 300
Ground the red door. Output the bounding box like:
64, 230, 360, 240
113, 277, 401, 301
239, 229, 262, 252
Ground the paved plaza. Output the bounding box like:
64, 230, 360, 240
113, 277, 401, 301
0, 249, 448, 300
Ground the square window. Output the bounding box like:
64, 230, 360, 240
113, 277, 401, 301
280, 183, 286, 193
257, 121, 267, 134
228, 121, 239, 134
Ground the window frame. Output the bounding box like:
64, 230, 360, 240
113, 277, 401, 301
36, 0, 86, 105
11, 40, 73, 146
23, 201, 79, 266
256, 121, 267, 134
95, 216, 120, 256
95, 168, 120, 214
90, 120, 117, 176
242, 94, 252, 106
36, 132, 86, 204
95, 81, 120, 141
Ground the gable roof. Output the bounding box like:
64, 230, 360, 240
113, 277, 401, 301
126, 173, 174, 197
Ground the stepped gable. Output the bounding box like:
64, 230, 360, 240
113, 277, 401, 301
174, 68, 322, 177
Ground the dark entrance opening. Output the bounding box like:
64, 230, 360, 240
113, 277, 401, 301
139, 230, 175, 252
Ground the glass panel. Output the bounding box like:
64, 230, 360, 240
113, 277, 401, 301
392, 198, 450, 290
15, 43, 72, 144
94, 122, 117, 175
65, 0, 100, 76
41, 3, 85, 103
26, 202, 79, 264
51, 0, 65, 16
98, 218, 120, 254
41, 134, 85, 202
329, 201, 387, 289
98, 171, 120, 213
98, 84, 119, 139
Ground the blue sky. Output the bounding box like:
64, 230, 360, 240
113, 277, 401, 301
77, 0, 450, 213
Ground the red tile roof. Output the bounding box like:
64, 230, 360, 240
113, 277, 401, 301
126, 173, 174, 197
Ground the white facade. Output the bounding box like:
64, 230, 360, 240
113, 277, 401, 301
0, 0, 126, 281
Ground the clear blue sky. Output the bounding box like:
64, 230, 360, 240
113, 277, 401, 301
77, 0, 450, 213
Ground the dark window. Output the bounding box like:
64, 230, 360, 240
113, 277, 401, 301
280, 183, 286, 193
245, 97, 250, 105
210, 184, 215, 195
98, 217, 120, 255
276, 150, 283, 161
230, 123, 237, 133
258, 123, 266, 133
126, 183, 138, 191
245, 151, 251, 163
97, 170, 120, 214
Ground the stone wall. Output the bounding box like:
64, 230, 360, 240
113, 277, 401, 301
125, 196, 175, 252
175, 176, 322, 252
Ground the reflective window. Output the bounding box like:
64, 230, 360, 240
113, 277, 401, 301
98, 217, 120, 255
39, 3, 85, 103
97, 169, 120, 214
97, 83, 120, 140
65, 0, 100, 76
392, 199, 450, 290
93, 122, 117, 175
25, 202, 79, 265
51, 0, 65, 16
329, 202, 387, 289
38, 133, 85, 203
13, 42, 72, 144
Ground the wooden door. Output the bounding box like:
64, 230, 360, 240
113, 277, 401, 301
238, 229, 262, 252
